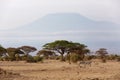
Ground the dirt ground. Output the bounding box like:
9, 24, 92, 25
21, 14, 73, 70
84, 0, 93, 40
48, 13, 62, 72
0, 60, 120, 80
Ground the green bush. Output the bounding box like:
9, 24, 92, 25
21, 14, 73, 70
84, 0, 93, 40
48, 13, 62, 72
33, 56, 43, 62
0, 57, 3, 61
70, 53, 80, 63
85, 55, 96, 60
2, 56, 10, 61
21, 55, 27, 61
26, 55, 43, 63
106, 54, 117, 60
26, 55, 36, 63
9, 56, 16, 61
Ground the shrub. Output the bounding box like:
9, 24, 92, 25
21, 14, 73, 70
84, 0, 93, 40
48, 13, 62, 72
26, 55, 36, 63
55, 55, 61, 60
26, 55, 43, 63
65, 54, 70, 61
116, 57, 120, 62
0, 57, 3, 61
85, 55, 96, 60
106, 54, 117, 60
2, 56, 10, 61
102, 58, 106, 63
9, 56, 16, 61
70, 53, 80, 63
21, 55, 27, 61
33, 56, 43, 62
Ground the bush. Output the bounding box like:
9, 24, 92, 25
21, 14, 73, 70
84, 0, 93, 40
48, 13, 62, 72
85, 55, 96, 60
55, 55, 61, 60
2, 56, 10, 61
9, 56, 16, 61
26, 55, 36, 63
106, 54, 117, 60
65, 54, 70, 61
21, 55, 27, 61
33, 56, 43, 62
26, 55, 43, 63
0, 57, 3, 61
70, 53, 80, 63
116, 57, 120, 61
102, 58, 106, 63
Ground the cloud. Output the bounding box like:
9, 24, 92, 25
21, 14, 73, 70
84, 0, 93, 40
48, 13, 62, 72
0, 0, 120, 30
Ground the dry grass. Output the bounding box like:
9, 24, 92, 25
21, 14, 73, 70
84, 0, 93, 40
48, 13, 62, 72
0, 60, 120, 80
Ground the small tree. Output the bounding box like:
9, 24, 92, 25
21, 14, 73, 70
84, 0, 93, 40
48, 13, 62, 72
43, 40, 72, 61
96, 48, 108, 62
18, 46, 37, 61
18, 46, 37, 55
69, 43, 90, 61
6, 47, 24, 61
43, 40, 89, 62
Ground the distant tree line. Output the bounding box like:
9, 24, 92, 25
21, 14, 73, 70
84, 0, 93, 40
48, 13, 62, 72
0, 40, 120, 63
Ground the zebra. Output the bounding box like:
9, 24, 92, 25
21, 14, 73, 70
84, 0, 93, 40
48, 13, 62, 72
79, 61, 92, 68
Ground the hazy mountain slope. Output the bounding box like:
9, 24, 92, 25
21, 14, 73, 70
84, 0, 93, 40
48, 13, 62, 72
15, 13, 119, 32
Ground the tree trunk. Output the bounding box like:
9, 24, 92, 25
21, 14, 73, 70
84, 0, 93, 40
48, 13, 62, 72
61, 53, 64, 61
67, 52, 71, 64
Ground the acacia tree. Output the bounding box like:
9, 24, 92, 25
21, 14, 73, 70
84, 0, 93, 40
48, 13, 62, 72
18, 46, 37, 55
69, 43, 90, 60
43, 40, 74, 61
96, 48, 108, 62
43, 40, 89, 61
6, 47, 24, 61
66, 43, 90, 64
18, 46, 37, 61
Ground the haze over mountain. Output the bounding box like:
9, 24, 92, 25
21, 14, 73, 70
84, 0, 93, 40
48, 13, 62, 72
1, 13, 120, 54
15, 13, 119, 32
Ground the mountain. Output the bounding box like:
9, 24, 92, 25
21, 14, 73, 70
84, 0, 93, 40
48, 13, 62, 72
1, 13, 120, 54
15, 13, 119, 32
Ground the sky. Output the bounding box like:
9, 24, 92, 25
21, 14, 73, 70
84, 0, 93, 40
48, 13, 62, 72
0, 0, 120, 30
0, 0, 120, 54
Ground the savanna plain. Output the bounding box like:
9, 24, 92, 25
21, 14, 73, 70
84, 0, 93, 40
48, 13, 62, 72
0, 60, 120, 80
